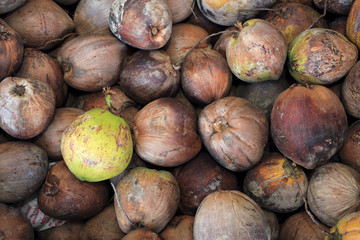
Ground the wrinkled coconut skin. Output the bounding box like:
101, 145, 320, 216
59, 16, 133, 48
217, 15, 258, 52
193, 190, 271, 240
198, 96, 269, 172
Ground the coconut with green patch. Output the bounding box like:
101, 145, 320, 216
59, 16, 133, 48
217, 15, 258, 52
226, 19, 287, 83
288, 28, 358, 85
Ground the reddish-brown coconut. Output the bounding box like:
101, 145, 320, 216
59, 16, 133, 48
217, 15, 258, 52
181, 47, 232, 105
271, 84, 348, 169
173, 150, 238, 215
133, 97, 202, 167
38, 161, 110, 221
119, 50, 180, 105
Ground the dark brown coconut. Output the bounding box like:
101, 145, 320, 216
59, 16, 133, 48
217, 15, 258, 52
0, 77, 56, 139
307, 162, 360, 227
173, 150, 238, 215
243, 152, 308, 213
114, 167, 180, 233
271, 84, 348, 169
0, 18, 23, 81
0, 141, 48, 203
133, 97, 202, 167
198, 96, 269, 172
57, 34, 128, 92
193, 190, 271, 240
181, 47, 232, 106
37, 160, 110, 221
0, 202, 34, 240
4, 0, 75, 50
119, 49, 180, 105
339, 120, 360, 172
16, 48, 67, 107
34, 107, 85, 161
109, 0, 172, 50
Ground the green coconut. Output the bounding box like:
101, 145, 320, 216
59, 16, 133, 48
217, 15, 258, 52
61, 108, 133, 182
